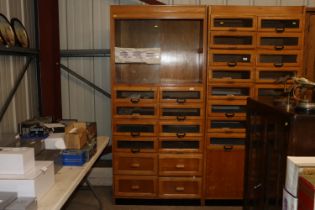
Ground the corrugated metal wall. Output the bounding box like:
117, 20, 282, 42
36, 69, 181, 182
0, 0, 39, 141
59, 0, 315, 140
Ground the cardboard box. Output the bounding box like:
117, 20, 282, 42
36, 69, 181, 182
0, 161, 55, 198
64, 123, 87, 149
4, 197, 37, 210
298, 175, 315, 210
286, 156, 315, 197
283, 188, 298, 210
0, 147, 35, 175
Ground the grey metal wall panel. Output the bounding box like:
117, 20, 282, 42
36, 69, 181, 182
253, 0, 279, 6
173, 0, 199, 5
308, 0, 315, 6
201, 0, 226, 5
227, 0, 251, 5
280, 0, 305, 6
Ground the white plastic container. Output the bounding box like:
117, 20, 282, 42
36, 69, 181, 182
44, 133, 66, 150
0, 147, 35, 175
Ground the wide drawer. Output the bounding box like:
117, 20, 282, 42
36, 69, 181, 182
112, 120, 157, 137
255, 67, 301, 83
209, 50, 255, 66
258, 16, 304, 32
158, 177, 202, 198
207, 100, 247, 118
159, 154, 203, 176
113, 153, 157, 175
207, 117, 246, 133
207, 133, 246, 147
256, 50, 302, 67
113, 86, 158, 104
208, 66, 253, 83
208, 84, 253, 100
209, 31, 256, 49
113, 103, 158, 119
159, 121, 204, 137
112, 136, 157, 153
159, 137, 203, 153
159, 104, 204, 120
257, 33, 303, 50
160, 86, 204, 104
210, 15, 256, 31
255, 84, 286, 101
114, 175, 157, 197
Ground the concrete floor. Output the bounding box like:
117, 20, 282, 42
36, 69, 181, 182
63, 186, 242, 210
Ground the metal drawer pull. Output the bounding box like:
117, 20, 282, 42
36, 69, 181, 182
175, 164, 185, 169
253, 183, 262, 190
274, 62, 284, 67
176, 187, 185, 191
176, 98, 186, 104
274, 45, 284, 50
275, 27, 285, 33
227, 61, 237, 67
176, 115, 186, 121
131, 163, 140, 168
131, 148, 140, 153
225, 112, 235, 118
176, 132, 186, 138
130, 97, 140, 103
131, 132, 140, 137
131, 185, 140, 190
224, 145, 233, 151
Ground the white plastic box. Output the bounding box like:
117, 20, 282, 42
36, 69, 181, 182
0, 161, 55, 198
0, 147, 35, 174
44, 133, 66, 150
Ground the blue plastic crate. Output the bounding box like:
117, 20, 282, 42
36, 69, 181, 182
61, 150, 85, 166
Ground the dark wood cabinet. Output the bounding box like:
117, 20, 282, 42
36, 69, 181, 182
244, 98, 315, 210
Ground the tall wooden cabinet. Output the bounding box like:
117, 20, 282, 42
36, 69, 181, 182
111, 6, 207, 200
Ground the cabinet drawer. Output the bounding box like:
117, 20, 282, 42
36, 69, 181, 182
113, 86, 158, 104
209, 66, 253, 83
114, 176, 157, 197
209, 31, 256, 49
209, 50, 255, 66
113, 120, 157, 137
113, 153, 157, 175
113, 104, 158, 119
257, 33, 303, 50
160, 104, 204, 120
159, 121, 204, 137
113, 136, 157, 153
207, 117, 246, 133
258, 16, 303, 32
159, 137, 203, 153
210, 15, 256, 31
160, 86, 204, 104
208, 84, 253, 100
255, 84, 286, 101
255, 67, 300, 83
257, 50, 302, 67
159, 154, 203, 176
158, 177, 202, 198
207, 133, 246, 146
207, 100, 247, 118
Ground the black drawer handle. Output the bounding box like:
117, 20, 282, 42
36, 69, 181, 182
176, 132, 186, 138
131, 148, 140, 153
274, 62, 284, 68
225, 112, 235, 118
176, 116, 186, 121
131, 132, 140, 137
130, 98, 140, 104
227, 61, 237, 67
224, 145, 233, 151
176, 98, 186, 104
274, 45, 284, 50
275, 27, 285, 33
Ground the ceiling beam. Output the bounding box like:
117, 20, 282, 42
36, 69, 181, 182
139, 0, 166, 5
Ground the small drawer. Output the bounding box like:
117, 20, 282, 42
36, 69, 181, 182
160, 86, 204, 104
257, 50, 302, 67
257, 33, 303, 50
255, 67, 301, 83
207, 100, 247, 118
210, 15, 256, 31
207, 117, 246, 133
113, 120, 157, 137
209, 67, 253, 83
113, 136, 157, 153
258, 16, 303, 32
208, 84, 253, 100
113, 153, 157, 175
159, 121, 204, 137
207, 133, 246, 146
159, 137, 203, 153
209, 50, 255, 66
113, 86, 158, 104
158, 177, 202, 198
114, 176, 157, 197
113, 104, 158, 119
160, 104, 204, 120
209, 31, 256, 49
159, 154, 203, 176
255, 84, 286, 101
